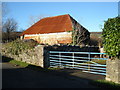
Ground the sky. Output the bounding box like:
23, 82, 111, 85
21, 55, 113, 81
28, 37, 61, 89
4, 2, 118, 32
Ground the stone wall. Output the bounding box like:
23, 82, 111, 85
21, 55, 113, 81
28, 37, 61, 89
2, 45, 49, 68
44, 45, 99, 52
106, 58, 120, 84
2, 44, 100, 68
24, 32, 72, 45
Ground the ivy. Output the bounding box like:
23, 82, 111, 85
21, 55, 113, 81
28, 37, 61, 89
102, 17, 120, 58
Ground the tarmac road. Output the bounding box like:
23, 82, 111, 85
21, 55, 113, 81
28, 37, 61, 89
2, 62, 100, 88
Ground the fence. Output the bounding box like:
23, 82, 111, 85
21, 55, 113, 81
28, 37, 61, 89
49, 51, 109, 75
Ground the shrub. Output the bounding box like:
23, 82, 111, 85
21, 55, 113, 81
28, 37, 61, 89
102, 17, 120, 58
4, 39, 39, 55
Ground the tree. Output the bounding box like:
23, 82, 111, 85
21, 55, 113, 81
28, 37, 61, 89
72, 23, 90, 46
2, 18, 18, 42
102, 17, 120, 58
27, 15, 47, 28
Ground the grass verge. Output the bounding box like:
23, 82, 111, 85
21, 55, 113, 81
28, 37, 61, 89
9, 60, 29, 67
7, 59, 52, 72
90, 80, 120, 88
7, 59, 59, 72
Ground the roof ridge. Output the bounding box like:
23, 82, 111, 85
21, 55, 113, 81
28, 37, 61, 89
41, 14, 70, 20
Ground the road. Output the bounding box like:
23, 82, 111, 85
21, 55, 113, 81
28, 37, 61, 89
2, 62, 100, 88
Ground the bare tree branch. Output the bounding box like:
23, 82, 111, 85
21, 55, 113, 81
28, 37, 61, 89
27, 15, 46, 27
2, 18, 18, 41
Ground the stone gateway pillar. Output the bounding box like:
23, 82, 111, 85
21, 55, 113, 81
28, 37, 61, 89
106, 58, 120, 84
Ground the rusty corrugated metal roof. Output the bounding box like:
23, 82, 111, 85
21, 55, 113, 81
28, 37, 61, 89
21, 14, 73, 36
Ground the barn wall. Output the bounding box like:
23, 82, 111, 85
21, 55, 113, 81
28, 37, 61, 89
70, 16, 90, 45
24, 32, 72, 45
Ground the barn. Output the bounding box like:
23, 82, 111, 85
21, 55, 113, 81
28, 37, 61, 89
21, 14, 90, 45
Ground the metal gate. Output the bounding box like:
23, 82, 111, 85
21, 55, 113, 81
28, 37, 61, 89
49, 51, 108, 75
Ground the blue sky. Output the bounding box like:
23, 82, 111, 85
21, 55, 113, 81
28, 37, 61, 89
5, 2, 118, 32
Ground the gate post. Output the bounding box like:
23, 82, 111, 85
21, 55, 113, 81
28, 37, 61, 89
59, 52, 61, 67
106, 58, 120, 84
43, 46, 50, 68
72, 53, 74, 69
88, 52, 91, 72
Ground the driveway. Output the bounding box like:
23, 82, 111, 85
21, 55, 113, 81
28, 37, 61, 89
2, 62, 103, 88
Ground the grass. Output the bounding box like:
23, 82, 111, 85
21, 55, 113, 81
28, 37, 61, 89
6, 58, 62, 72
2, 55, 60, 72
74, 59, 106, 65
8, 59, 54, 72
90, 80, 120, 88
9, 60, 29, 67
91, 59, 106, 65
48, 67, 63, 70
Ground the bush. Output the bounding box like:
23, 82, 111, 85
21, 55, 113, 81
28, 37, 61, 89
102, 17, 120, 58
4, 39, 39, 55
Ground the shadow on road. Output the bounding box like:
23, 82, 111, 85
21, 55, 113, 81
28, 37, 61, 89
2, 56, 14, 63
2, 67, 97, 88
26, 64, 105, 81
2, 56, 105, 88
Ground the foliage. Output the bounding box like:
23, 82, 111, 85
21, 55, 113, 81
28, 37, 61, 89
3, 39, 38, 55
102, 17, 120, 58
